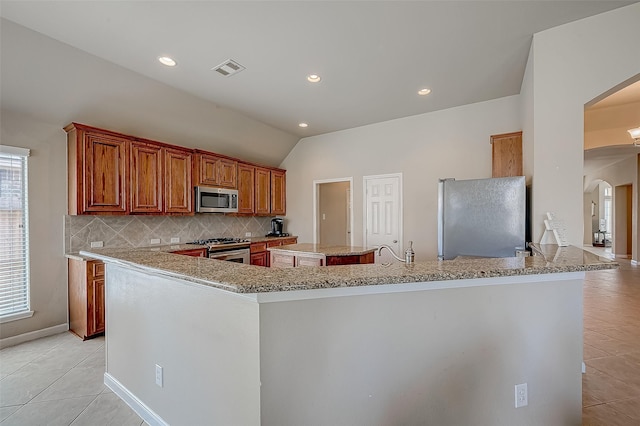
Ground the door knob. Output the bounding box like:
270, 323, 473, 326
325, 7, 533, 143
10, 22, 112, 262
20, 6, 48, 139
393, 240, 398, 243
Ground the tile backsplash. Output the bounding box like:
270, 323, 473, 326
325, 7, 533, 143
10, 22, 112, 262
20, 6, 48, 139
65, 214, 273, 253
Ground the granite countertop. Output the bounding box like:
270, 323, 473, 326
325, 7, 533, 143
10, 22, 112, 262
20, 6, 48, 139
267, 243, 376, 257
79, 244, 617, 294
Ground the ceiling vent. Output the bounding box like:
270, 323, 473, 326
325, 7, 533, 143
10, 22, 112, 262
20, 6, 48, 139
212, 59, 245, 77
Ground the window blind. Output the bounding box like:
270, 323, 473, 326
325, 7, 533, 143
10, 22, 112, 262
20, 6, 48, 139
0, 146, 30, 319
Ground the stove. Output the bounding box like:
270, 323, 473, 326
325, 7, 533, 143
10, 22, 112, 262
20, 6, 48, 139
186, 237, 251, 263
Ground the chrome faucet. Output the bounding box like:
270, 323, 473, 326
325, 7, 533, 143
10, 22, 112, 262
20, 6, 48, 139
377, 241, 415, 265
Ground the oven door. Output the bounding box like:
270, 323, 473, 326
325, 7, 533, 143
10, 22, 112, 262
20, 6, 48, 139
209, 248, 250, 264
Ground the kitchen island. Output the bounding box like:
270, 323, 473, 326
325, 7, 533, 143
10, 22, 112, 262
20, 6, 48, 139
268, 243, 376, 267
83, 245, 615, 426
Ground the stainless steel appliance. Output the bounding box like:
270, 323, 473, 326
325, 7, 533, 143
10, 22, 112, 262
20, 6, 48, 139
186, 237, 250, 263
438, 176, 526, 260
195, 186, 238, 213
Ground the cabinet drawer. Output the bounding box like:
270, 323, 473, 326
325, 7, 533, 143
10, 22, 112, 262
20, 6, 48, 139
251, 242, 268, 253
267, 240, 282, 248
90, 261, 105, 278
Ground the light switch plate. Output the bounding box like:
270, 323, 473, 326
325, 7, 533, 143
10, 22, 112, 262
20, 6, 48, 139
150, 238, 161, 245
170, 237, 180, 243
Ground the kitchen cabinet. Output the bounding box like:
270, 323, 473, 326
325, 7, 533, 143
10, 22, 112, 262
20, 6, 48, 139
255, 167, 271, 215
270, 169, 286, 216
171, 248, 207, 257
238, 163, 286, 216
326, 252, 375, 265
68, 258, 105, 340
194, 151, 237, 189
250, 237, 297, 267
164, 147, 193, 214
130, 141, 163, 214
491, 131, 522, 178
269, 244, 375, 268
237, 163, 255, 214
66, 123, 129, 215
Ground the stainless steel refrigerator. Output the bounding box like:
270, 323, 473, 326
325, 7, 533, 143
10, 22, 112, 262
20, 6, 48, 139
438, 176, 526, 260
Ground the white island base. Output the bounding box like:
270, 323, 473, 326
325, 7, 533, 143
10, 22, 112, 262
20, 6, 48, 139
104, 263, 583, 426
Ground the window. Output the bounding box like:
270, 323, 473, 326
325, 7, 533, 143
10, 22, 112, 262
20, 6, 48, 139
0, 145, 31, 322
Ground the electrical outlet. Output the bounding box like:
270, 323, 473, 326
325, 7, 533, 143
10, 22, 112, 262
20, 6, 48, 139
245, 232, 251, 237
515, 383, 528, 408
170, 237, 180, 243
155, 364, 163, 387
90, 241, 103, 248
150, 238, 161, 245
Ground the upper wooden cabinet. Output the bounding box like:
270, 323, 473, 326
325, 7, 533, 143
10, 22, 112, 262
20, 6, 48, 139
237, 163, 255, 214
164, 147, 193, 214
130, 141, 163, 214
491, 131, 523, 178
270, 169, 286, 216
194, 151, 237, 189
67, 123, 286, 217
237, 163, 286, 216
255, 167, 271, 215
66, 123, 129, 215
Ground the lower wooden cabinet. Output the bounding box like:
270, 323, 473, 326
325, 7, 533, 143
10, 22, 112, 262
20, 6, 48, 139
250, 238, 297, 267
68, 258, 105, 340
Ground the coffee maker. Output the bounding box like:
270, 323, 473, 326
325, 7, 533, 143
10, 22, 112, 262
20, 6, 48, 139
267, 218, 288, 237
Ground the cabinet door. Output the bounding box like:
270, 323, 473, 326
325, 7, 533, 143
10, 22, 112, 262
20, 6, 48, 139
237, 163, 255, 214
296, 254, 325, 267
196, 153, 219, 187
250, 252, 268, 267
164, 147, 193, 214
270, 251, 295, 268
270, 170, 286, 216
88, 278, 105, 335
131, 141, 163, 213
217, 158, 238, 188
255, 167, 271, 215
83, 132, 129, 213
491, 131, 522, 178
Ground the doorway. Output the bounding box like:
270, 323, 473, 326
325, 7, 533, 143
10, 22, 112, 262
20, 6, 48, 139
313, 178, 353, 246
614, 184, 633, 258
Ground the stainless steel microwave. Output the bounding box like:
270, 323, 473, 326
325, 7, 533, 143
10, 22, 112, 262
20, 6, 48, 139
195, 186, 238, 213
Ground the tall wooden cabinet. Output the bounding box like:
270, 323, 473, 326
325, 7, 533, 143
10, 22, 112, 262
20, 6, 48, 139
66, 124, 129, 215
130, 141, 163, 214
270, 169, 286, 216
255, 167, 271, 215
164, 147, 192, 214
68, 258, 105, 340
491, 131, 523, 178
237, 163, 255, 214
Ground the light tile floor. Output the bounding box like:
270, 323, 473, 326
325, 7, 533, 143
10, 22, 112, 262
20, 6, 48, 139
0, 252, 637, 425
581, 251, 640, 425
0, 332, 144, 425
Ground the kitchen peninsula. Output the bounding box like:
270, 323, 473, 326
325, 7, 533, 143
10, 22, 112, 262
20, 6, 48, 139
83, 245, 616, 426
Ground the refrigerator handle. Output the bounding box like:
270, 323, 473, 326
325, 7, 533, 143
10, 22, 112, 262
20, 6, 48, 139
437, 179, 448, 260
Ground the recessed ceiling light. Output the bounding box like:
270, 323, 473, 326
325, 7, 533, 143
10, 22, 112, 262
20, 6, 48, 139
299, 123, 308, 128
307, 74, 321, 83
158, 56, 177, 67
418, 88, 431, 96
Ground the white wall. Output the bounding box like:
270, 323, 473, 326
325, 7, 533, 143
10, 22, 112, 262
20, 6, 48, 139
282, 95, 521, 260
0, 110, 68, 339
522, 3, 640, 251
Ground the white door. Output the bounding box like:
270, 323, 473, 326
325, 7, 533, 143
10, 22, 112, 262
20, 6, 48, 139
364, 174, 402, 264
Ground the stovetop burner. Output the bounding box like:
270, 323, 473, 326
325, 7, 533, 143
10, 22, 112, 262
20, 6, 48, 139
187, 237, 249, 246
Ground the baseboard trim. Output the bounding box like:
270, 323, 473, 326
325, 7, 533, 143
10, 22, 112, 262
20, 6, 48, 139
0, 323, 69, 349
632, 259, 638, 266
104, 373, 168, 426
